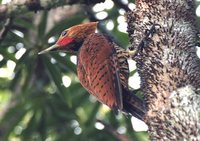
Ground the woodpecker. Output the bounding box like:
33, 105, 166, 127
39, 22, 145, 119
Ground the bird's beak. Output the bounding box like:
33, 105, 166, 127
38, 44, 60, 55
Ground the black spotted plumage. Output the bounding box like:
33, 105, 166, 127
77, 33, 144, 118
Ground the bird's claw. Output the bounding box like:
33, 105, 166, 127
129, 23, 161, 59
144, 23, 161, 37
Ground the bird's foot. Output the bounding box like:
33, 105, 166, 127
144, 23, 161, 38
128, 49, 137, 58
129, 23, 161, 59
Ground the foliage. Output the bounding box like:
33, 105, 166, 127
0, 0, 149, 141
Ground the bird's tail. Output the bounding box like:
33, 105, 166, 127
122, 89, 146, 120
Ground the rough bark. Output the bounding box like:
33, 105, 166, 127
127, 0, 200, 140
0, 0, 105, 20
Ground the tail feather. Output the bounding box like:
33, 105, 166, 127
122, 89, 146, 120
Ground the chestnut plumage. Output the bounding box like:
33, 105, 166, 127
39, 22, 145, 119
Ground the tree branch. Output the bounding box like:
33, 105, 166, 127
0, 0, 105, 21
96, 120, 134, 141
113, 0, 131, 12
0, 17, 13, 44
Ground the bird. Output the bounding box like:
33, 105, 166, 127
39, 22, 145, 119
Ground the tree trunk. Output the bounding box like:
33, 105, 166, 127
127, 0, 200, 140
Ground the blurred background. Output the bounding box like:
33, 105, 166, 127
0, 0, 200, 141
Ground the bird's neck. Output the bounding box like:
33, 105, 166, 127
67, 34, 96, 54
65, 41, 84, 54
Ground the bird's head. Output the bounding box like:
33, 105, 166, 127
38, 22, 98, 54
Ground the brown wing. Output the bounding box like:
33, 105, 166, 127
77, 33, 123, 110
77, 61, 93, 94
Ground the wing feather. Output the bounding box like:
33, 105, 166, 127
77, 33, 124, 110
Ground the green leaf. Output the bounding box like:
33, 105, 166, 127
85, 103, 101, 126
21, 111, 37, 139
38, 108, 47, 141
38, 11, 48, 39
130, 69, 137, 76
8, 30, 25, 43
9, 69, 22, 90
0, 50, 17, 62
14, 18, 34, 30
0, 59, 6, 67
0, 102, 27, 141
42, 55, 72, 107
52, 54, 77, 74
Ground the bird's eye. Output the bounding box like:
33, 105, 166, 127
61, 31, 67, 36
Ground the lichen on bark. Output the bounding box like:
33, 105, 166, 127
127, 0, 200, 140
